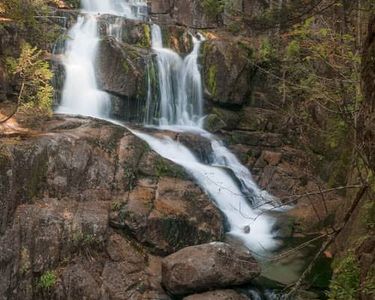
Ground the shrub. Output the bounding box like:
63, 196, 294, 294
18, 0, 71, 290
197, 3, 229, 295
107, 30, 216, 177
6, 42, 53, 113
327, 253, 360, 300
38, 271, 57, 290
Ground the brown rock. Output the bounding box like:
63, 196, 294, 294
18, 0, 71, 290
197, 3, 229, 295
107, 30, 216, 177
203, 40, 255, 106
262, 151, 282, 166
58, 264, 101, 300
150, 0, 172, 14
162, 242, 260, 295
173, 0, 221, 29
183, 289, 248, 300
110, 177, 224, 255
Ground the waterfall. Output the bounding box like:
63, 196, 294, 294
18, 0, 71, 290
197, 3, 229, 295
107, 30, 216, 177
107, 17, 123, 41
132, 130, 277, 253
149, 24, 205, 126
56, 0, 277, 254
57, 15, 110, 117
56, 0, 147, 117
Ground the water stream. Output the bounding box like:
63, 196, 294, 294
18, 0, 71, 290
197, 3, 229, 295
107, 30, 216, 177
54, 0, 307, 298
146, 24, 205, 126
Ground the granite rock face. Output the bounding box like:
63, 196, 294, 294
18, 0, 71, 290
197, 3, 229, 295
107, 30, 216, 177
0, 116, 224, 299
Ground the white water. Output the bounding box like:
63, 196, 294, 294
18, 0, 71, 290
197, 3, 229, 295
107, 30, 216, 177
107, 17, 123, 41
56, 0, 277, 254
57, 15, 111, 117
132, 130, 277, 253
57, 0, 147, 117
149, 24, 205, 126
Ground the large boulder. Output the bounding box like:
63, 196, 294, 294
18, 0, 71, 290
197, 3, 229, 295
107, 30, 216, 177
161, 242, 260, 295
184, 289, 248, 300
96, 37, 150, 119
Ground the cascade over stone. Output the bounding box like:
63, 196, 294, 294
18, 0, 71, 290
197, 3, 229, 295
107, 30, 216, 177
161, 242, 261, 295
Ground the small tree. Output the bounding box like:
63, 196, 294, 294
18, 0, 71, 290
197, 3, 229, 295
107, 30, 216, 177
1, 42, 53, 122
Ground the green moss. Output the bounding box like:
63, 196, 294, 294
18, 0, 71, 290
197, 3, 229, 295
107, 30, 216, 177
38, 271, 57, 290
327, 252, 360, 300
155, 158, 185, 178
138, 24, 151, 48
207, 65, 217, 96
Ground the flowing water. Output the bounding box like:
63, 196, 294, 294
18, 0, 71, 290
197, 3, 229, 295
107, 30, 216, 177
146, 24, 205, 126
56, 0, 147, 117
54, 1, 309, 298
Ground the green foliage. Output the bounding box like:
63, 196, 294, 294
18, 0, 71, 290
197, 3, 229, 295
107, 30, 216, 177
286, 40, 300, 59
0, 0, 51, 24
6, 42, 53, 113
259, 38, 276, 62
38, 271, 57, 290
64, 0, 80, 9
363, 268, 375, 298
0, 0, 62, 48
201, 0, 225, 18
327, 253, 360, 300
138, 24, 151, 48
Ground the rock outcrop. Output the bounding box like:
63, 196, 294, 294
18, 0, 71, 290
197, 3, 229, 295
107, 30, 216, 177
161, 242, 260, 295
202, 38, 255, 107
0, 115, 225, 299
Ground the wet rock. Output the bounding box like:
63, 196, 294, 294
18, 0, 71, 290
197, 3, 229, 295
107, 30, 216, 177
177, 133, 213, 163
98, 16, 151, 46
162, 242, 260, 295
183, 289, 248, 300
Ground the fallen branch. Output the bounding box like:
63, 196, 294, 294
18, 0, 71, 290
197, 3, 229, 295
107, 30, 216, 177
285, 184, 368, 298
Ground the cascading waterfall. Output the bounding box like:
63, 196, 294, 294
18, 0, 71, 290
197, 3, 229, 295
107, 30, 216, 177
148, 24, 205, 126
141, 23, 278, 252
132, 130, 277, 252
57, 0, 146, 117
57, 15, 111, 117
55, 0, 284, 297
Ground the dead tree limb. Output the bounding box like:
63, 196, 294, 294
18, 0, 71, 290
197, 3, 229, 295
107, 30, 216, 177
285, 184, 368, 298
